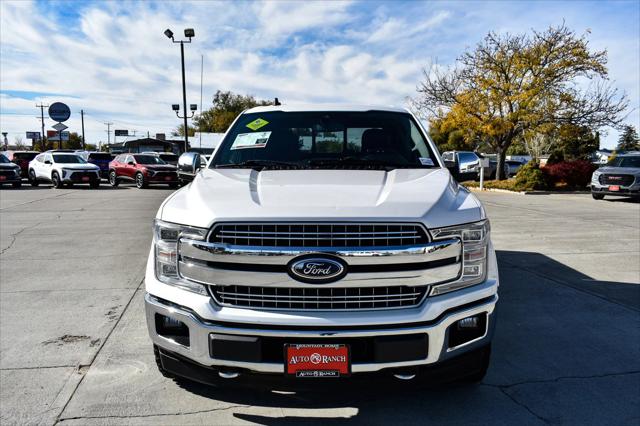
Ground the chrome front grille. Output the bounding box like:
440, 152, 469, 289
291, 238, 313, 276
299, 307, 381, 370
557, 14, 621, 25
209, 223, 429, 248
209, 285, 428, 311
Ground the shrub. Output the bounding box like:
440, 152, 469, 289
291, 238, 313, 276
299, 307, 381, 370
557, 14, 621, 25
543, 160, 596, 189
514, 162, 550, 191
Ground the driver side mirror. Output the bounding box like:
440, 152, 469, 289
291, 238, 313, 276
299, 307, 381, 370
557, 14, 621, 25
127, 161, 135, 166
178, 152, 202, 181
44, 160, 52, 165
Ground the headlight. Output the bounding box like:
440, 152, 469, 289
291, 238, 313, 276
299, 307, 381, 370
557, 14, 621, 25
154, 219, 208, 294
429, 220, 490, 296
61, 168, 72, 177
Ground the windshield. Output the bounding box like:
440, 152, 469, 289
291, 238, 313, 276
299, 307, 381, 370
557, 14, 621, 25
53, 154, 86, 164
458, 152, 479, 163
134, 155, 166, 165
211, 111, 438, 170
159, 154, 178, 161
607, 156, 640, 168
0, 154, 10, 164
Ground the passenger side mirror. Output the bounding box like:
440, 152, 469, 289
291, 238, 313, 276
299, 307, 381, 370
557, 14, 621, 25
44, 160, 52, 165
128, 161, 135, 166
178, 152, 202, 182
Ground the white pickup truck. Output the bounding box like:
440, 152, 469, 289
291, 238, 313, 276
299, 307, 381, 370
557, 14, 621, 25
145, 105, 499, 384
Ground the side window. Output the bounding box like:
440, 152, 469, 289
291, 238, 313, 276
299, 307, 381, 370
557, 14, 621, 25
45, 154, 52, 163
124, 155, 132, 164
35, 154, 43, 163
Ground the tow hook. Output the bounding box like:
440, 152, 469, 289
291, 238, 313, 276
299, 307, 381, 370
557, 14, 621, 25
218, 369, 240, 379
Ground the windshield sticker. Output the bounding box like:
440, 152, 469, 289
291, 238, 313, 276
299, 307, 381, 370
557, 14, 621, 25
231, 131, 271, 150
419, 157, 434, 166
246, 118, 269, 131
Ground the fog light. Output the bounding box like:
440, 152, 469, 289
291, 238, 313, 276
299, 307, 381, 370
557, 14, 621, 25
457, 316, 480, 329
448, 313, 487, 349
155, 314, 190, 347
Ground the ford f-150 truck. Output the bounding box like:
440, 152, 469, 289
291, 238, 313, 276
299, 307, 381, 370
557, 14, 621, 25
145, 105, 499, 384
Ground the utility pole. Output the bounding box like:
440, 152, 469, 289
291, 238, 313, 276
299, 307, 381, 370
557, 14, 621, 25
104, 122, 113, 150
81, 110, 86, 150
36, 103, 48, 148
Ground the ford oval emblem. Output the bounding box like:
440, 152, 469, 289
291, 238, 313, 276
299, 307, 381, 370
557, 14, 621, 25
288, 256, 347, 284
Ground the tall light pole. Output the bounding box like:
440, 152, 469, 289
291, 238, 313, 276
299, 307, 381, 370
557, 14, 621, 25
165, 28, 195, 153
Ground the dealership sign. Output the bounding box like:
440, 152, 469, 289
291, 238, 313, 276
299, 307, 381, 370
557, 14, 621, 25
48, 102, 71, 122
26, 131, 41, 140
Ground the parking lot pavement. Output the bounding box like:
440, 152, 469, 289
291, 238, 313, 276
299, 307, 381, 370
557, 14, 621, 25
1, 188, 639, 425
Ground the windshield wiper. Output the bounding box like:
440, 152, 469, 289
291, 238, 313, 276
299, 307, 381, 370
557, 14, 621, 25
214, 160, 302, 170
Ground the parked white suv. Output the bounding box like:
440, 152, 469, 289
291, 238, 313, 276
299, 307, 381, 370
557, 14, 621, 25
146, 105, 499, 384
29, 152, 101, 188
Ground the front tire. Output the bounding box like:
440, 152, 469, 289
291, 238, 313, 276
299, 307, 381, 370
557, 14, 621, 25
108, 170, 119, 187
135, 172, 147, 189
592, 193, 605, 200
51, 172, 63, 189
29, 169, 39, 187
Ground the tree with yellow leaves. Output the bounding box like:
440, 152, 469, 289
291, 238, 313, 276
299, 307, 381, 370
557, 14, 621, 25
413, 24, 628, 179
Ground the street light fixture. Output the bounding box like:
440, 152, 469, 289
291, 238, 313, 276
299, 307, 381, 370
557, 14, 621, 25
165, 27, 194, 153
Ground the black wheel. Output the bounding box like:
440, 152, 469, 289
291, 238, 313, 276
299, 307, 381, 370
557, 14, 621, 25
29, 169, 39, 187
153, 345, 174, 378
135, 172, 147, 189
51, 172, 63, 189
460, 345, 491, 383
108, 170, 119, 187
592, 193, 605, 200
12, 181, 22, 188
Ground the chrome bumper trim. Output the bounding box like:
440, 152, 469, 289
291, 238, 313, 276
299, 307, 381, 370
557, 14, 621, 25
179, 238, 461, 266
145, 292, 497, 374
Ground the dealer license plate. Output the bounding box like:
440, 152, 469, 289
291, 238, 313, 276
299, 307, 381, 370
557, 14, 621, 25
0, 176, 6, 181
165, 176, 172, 181
82, 176, 90, 182
609, 185, 620, 191
285, 344, 350, 377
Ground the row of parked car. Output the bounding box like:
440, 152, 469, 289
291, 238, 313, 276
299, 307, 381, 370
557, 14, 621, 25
0, 149, 200, 189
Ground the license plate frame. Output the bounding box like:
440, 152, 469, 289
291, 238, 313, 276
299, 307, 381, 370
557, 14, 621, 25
81, 176, 90, 182
609, 185, 620, 191
165, 176, 172, 181
284, 344, 351, 378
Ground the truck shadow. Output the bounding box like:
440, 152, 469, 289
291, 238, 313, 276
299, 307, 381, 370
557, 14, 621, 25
173, 250, 640, 425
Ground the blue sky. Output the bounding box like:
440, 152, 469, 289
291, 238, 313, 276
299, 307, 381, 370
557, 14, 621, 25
0, 0, 638, 148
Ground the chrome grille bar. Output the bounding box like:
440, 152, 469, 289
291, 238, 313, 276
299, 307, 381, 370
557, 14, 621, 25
209, 285, 428, 311
210, 223, 430, 248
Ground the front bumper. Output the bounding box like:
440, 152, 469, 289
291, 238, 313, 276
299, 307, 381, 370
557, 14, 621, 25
0, 173, 22, 184
61, 170, 100, 183
591, 184, 640, 196
145, 288, 497, 375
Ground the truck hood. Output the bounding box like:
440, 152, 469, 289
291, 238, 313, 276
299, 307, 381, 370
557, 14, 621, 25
160, 168, 484, 229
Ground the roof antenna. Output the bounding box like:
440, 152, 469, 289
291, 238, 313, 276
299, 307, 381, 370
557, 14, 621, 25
274, 97, 281, 106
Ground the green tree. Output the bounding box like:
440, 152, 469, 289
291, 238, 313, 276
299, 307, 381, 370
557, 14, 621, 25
413, 24, 628, 179
172, 124, 196, 137
194, 90, 273, 133
616, 125, 640, 151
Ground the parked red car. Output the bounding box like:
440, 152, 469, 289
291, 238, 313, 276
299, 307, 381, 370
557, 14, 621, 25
5, 151, 39, 178
108, 153, 178, 188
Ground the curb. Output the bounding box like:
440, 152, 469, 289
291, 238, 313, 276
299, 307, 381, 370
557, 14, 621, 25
467, 187, 591, 195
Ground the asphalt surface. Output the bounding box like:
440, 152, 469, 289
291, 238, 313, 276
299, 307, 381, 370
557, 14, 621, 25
1, 183, 639, 425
